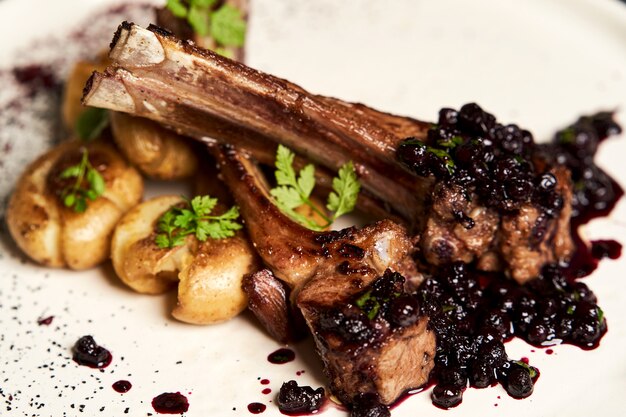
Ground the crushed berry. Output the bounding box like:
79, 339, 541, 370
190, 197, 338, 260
268, 348, 295, 364
277, 380, 325, 415
152, 392, 189, 414
112, 380, 132, 393
591, 240, 622, 260
397, 103, 557, 217
350, 393, 390, 417
431, 384, 463, 409
72, 335, 112, 369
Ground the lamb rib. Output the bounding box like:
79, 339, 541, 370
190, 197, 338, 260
82, 22, 430, 225
82, 22, 575, 282
215, 145, 435, 407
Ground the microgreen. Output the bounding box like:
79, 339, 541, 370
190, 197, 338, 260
155, 195, 243, 248
355, 290, 380, 320
270, 145, 361, 231
58, 148, 105, 213
75, 107, 109, 142
514, 360, 538, 379
166, 0, 246, 48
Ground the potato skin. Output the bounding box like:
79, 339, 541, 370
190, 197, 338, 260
110, 112, 198, 180
6, 140, 143, 270
111, 195, 258, 324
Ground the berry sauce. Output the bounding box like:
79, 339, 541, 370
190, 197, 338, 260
394, 105, 622, 409
591, 240, 622, 260
277, 381, 325, 416
112, 380, 132, 393
247, 402, 266, 414
268, 348, 296, 364
72, 335, 112, 369
151, 392, 189, 414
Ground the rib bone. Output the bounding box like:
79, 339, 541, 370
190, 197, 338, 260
83, 22, 431, 225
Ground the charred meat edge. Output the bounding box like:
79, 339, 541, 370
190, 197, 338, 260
83, 21, 431, 226
82, 22, 574, 282
215, 145, 435, 406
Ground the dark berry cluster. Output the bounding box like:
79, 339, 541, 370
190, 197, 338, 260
418, 261, 605, 408
72, 335, 112, 369
397, 103, 563, 218
317, 270, 422, 344
541, 111, 623, 220
349, 393, 390, 417
277, 381, 325, 415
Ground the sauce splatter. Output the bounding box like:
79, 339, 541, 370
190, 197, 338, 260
268, 348, 295, 364
151, 392, 189, 414
247, 402, 266, 414
112, 380, 132, 393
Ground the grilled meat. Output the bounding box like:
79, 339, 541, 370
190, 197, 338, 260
216, 145, 435, 406
82, 22, 574, 282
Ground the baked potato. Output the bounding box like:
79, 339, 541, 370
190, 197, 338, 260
6, 140, 143, 269
110, 195, 258, 324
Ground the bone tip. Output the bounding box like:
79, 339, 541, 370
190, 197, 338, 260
147, 23, 173, 38
81, 71, 99, 105
110, 21, 133, 50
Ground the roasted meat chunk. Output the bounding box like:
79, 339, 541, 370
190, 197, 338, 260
82, 22, 576, 282
215, 146, 435, 406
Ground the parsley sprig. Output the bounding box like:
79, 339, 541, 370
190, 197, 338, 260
270, 145, 361, 231
58, 148, 106, 213
166, 0, 246, 51
155, 195, 243, 248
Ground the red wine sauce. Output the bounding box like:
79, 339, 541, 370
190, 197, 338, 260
112, 380, 132, 393
267, 348, 295, 364
151, 392, 189, 414
247, 402, 266, 414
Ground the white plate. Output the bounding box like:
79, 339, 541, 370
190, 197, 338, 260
1, 0, 626, 416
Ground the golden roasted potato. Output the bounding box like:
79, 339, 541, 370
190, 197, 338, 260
111, 195, 258, 324
62, 57, 110, 129
110, 112, 198, 180
7, 140, 143, 269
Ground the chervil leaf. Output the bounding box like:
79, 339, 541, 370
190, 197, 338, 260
173, 209, 194, 229
270, 145, 360, 230
326, 161, 360, 219
154, 195, 242, 248
188, 4, 210, 36
191, 0, 216, 7
155, 234, 171, 249
166, 0, 188, 18
210, 4, 246, 47
75, 107, 109, 142
275, 145, 297, 186
297, 164, 315, 198
219, 205, 240, 220
190, 195, 217, 216
270, 186, 303, 210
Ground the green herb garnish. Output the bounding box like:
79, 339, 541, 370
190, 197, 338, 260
75, 107, 109, 142
558, 127, 576, 144
355, 290, 380, 320
166, 0, 246, 48
514, 360, 538, 379
270, 145, 361, 231
155, 195, 243, 248
597, 307, 604, 325
58, 148, 105, 213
